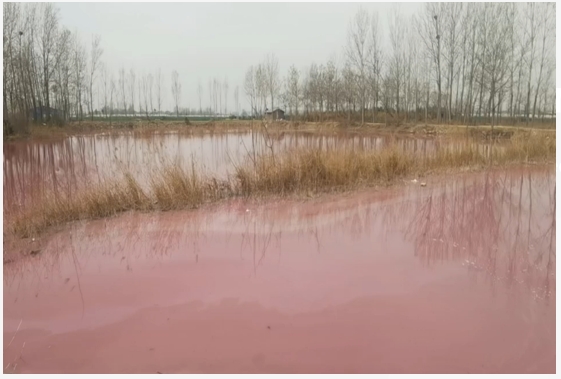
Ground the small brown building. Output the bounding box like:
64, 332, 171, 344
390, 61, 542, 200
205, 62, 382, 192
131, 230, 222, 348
264, 108, 285, 121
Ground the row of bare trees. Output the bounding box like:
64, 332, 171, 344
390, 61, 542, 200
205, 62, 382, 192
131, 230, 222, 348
244, 53, 281, 117
106, 69, 240, 118
4, 2, 556, 132
202, 76, 239, 116
244, 3, 555, 126
3, 2, 104, 131
3, 2, 216, 132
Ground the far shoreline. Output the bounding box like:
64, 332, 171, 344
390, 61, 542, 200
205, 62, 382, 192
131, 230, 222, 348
3, 119, 556, 143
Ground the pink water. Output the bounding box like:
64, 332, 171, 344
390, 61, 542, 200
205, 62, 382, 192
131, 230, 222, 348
3, 166, 555, 373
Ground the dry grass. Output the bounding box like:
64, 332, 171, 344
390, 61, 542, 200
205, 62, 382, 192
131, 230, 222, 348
235, 146, 413, 196
150, 163, 233, 210
8, 130, 555, 239
11, 174, 151, 236
234, 131, 554, 197
10, 167, 231, 238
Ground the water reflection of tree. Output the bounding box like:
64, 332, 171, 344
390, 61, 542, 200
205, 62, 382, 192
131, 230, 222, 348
404, 168, 555, 301
3, 137, 99, 217
5, 167, 554, 302
3, 208, 215, 292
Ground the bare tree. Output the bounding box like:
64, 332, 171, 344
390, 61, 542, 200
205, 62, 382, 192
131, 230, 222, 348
323, 58, 337, 113
38, 3, 59, 121
264, 53, 281, 110
208, 79, 212, 114
128, 68, 136, 116
223, 77, 229, 114
118, 67, 126, 116
286, 64, 301, 116
141, 74, 150, 119
341, 63, 356, 121
3, 2, 18, 130
388, 6, 407, 118
109, 75, 116, 123
346, 7, 371, 124
244, 66, 257, 117
88, 34, 102, 120
406, 19, 420, 122
463, 4, 479, 124
233, 85, 239, 116
255, 64, 267, 114
368, 12, 383, 121
171, 70, 181, 117
422, 55, 432, 124
156, 68, 162, 115
53, 28, 72, 121
208, 78, 213, 115
480, 3, 511, 128
101, 63, 108, 118
416, 3, 443, 122
147, 73, 153, 114
137, 75, 143, 114
441, 3, 463, 121
455, 5, 470, 119
197, 79, 203, 114
214, 78, 220, 116
73, 33, 87, 120
523, 2, 537, 124
531, 3, 554, 120
506, 3, 525, 120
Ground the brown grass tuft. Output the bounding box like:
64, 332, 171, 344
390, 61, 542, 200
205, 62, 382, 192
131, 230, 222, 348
235, 145, 415, 196
150, 164, 206, 211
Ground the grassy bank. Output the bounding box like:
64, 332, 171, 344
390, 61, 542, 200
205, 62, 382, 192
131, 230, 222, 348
8, 130, 554, 239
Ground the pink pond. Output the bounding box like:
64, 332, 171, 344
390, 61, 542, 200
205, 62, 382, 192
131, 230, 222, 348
3, 166, 555, 373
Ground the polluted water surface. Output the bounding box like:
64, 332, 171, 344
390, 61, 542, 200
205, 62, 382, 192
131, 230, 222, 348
3, 166, 555, 373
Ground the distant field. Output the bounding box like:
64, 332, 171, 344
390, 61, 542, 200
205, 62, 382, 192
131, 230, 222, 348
72, 115, 233, 122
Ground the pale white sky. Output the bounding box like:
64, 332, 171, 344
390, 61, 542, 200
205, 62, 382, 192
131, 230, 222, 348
57, 2, 423, 112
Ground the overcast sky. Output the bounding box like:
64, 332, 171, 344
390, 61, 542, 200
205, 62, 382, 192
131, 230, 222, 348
57, 2, 423, 113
